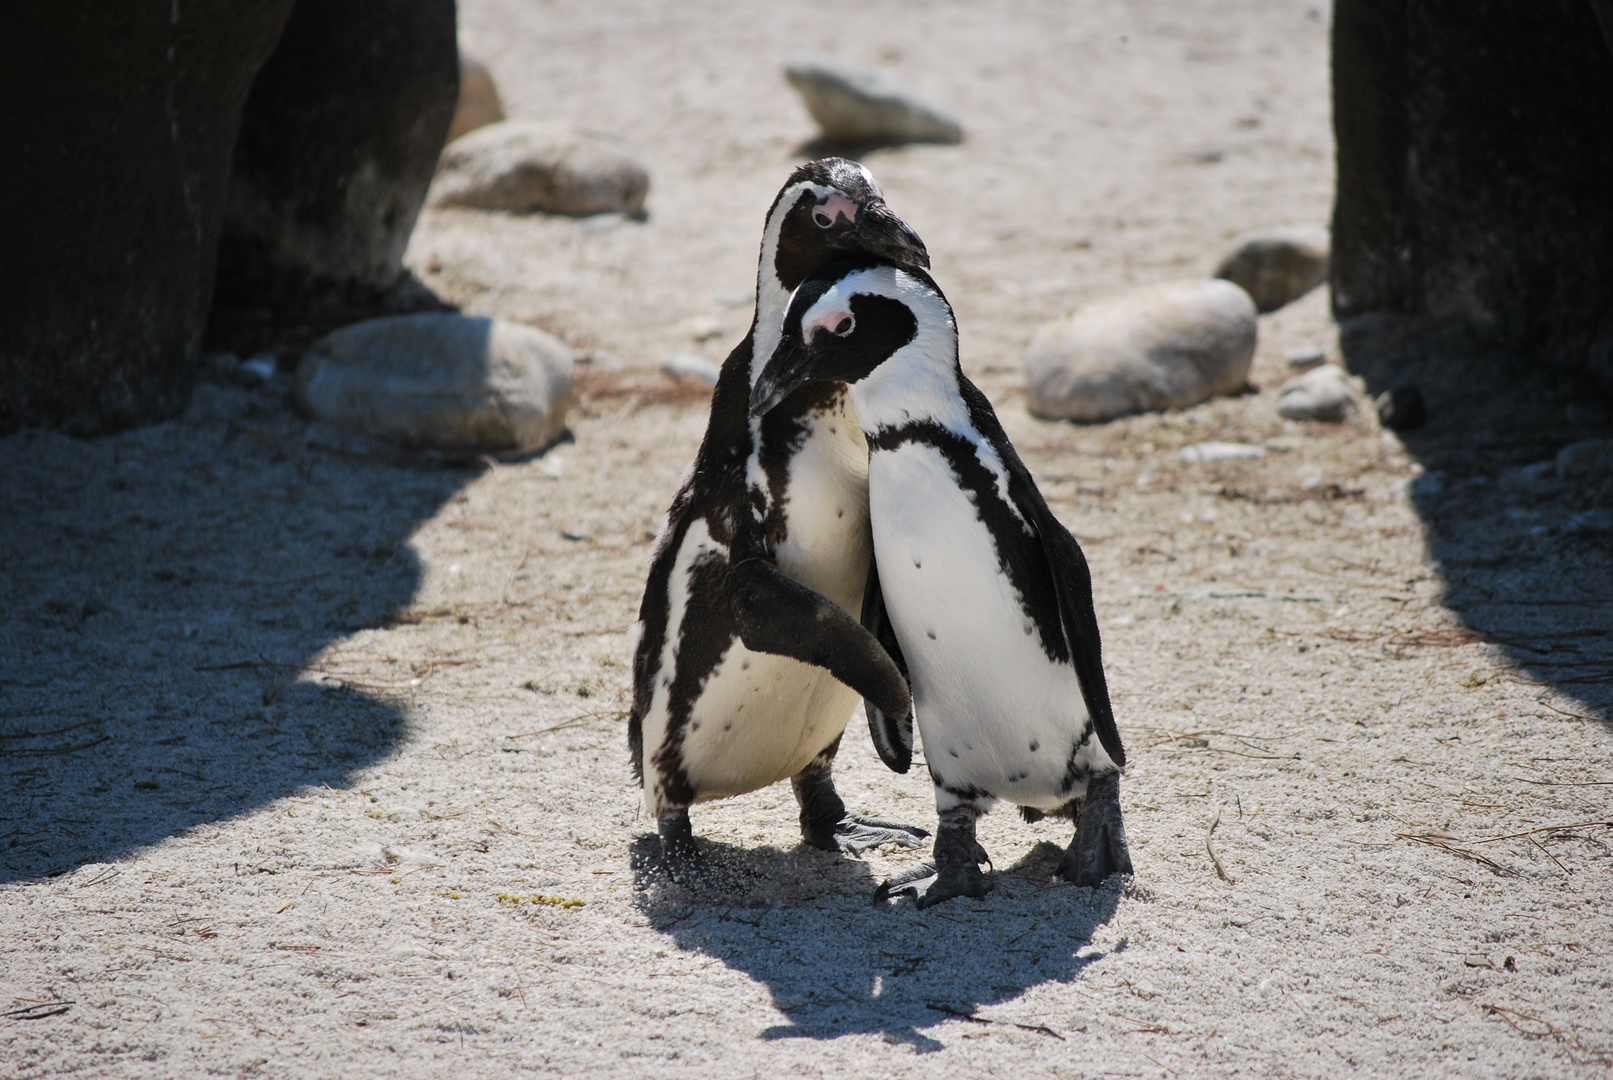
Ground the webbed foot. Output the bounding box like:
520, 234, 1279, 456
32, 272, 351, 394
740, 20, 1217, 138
1058, 771, 1134, 886
827, 813, 929, 855
875, 806, 992, 909
792, 762, 928, 854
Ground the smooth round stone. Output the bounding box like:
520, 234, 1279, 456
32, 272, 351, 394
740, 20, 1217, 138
429, 120, 649, 217
447, 55, 506, 143
784, 55, 963, 145
1024, 279, 1258, 422
1213, 226, 1330, 313
295, 314, 574, 452
1556, 438, 1613, 480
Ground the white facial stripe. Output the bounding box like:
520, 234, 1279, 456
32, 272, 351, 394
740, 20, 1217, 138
858, 164, 883, 200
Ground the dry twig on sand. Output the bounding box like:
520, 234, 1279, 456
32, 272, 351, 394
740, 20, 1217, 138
1206, 805, 1236, 884
506, 709, 628, 739
1395, 832, 1518, 876
924, 1002, 1065, 1040
1481, 1004, 1613, 1061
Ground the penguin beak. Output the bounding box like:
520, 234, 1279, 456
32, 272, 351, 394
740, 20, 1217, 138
749, 339, 816, 419
855, 204, 929, 270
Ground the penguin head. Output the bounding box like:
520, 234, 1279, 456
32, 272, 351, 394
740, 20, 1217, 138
765, 158, 929, 292
751, 257, 952, 418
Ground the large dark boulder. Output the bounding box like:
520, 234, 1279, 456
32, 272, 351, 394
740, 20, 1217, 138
211, 0, 459, 342
0, 3, 297, 436
1332, 0, 1613, 392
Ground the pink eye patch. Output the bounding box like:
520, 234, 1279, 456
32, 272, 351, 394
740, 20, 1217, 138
805, 306, 855, 340
811, 192, 859, 229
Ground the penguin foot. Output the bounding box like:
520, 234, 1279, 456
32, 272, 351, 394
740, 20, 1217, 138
874, 806, 992, 908
1058, 772, 1134, 887
792, 763, 928, 854
874, 857, 993, 908
657, 809, 704, 883
827, 813, 930, 855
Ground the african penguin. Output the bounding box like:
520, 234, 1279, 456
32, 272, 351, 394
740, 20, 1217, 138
750, 257, 1134, 907
629, 160, 931, 871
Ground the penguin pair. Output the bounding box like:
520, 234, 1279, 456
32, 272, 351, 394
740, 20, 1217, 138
630, 160, 931, 868
750, 257, 1134, 908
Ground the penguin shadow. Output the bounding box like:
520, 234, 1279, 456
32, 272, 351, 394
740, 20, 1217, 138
631, 836, 1124, 1050
1341, 314, 1613, 729
0, 381, 474, 884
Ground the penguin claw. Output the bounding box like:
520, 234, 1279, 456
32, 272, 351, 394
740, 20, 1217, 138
874, 858, 993, 909
1058, 772, 1134, 887
829, 814, 930, 855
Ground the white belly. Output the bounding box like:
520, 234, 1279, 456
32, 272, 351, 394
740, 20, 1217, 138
869, 443, 1105, 812
772, 398, 871, 614
678, 645, 859, 802
641, 408, 872, 814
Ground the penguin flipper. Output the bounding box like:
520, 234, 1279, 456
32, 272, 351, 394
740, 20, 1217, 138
955, 375, 1125, 768
1003, 469, 1126, 770
727, 556, 913, 730
859, 555, 914, 774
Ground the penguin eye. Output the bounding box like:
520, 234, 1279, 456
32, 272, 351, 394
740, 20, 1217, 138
832, 315, 855, 337
813, 211, 835, 229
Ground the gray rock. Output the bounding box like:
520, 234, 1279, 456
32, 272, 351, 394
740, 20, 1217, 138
1275, 364, 1358, 422
1499, 461, 1555, 488
295, 314, 574, 452
447, 55, 506, 144
1213, 226, 1330, 313
784, 55, 963, 145
661, 353, 720, 386
1556, 438, 1613, 480
1025, 279, 1258, 422
428, 121, 649, 217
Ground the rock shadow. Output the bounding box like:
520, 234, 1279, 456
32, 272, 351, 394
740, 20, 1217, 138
790, 136, 933, 162
1340, 314, 1613, 728
0, 380, 474, 884
631, 835, 1123, 1049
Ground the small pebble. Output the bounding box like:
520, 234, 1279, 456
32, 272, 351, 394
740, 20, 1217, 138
1180, 441, 1266, 463
1567, 509, 1613, 534
1284, 346, 1325, 370
1276, 364, 1356, 422
240, 356, 278, 384
1375, 385, 1427, 431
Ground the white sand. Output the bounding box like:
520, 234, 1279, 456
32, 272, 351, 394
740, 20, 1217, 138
4, 1, 1610, 1075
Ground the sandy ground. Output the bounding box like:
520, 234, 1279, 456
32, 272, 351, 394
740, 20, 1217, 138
5, 1, 1612, 1076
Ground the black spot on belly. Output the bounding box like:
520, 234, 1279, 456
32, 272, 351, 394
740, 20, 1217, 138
948, 748, 958, 758
691, 721, 701, 731
926, 629, 937, 640
913, 556, 922, 568
1029, 739, 1040, 752
724, 721, 732, 731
